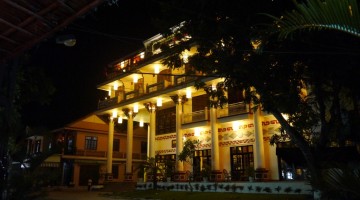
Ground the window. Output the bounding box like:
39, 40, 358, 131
193, 149, 211, 176
35, 140, 42, 153
230, 145, 254, 181
156, 154, 176, 163
192, 94, 209, 112
141, 141, 147, 154
112, 165, 119, 179
113, 139, 120, 152
85, 136, 97, 150
227, 87, 245, 104
156, 107, 176, 135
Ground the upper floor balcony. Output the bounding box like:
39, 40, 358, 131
63, 149, 147, 160
98, 71, 200, 110
105, 31, 192, 82
181, 102, 249, 125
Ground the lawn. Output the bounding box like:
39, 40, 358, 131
101, 190, 312, 200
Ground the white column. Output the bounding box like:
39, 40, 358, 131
149, 107, 156, 158
126, 113, 134, 174
147, 125, 150, 158
254, 107, 265, 169
107, 117, 114, 175
175, 99, 184, 171
210, 106, 220, 171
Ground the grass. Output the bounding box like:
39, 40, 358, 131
100, 190, 312, 200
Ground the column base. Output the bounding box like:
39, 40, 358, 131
125, 173, 133, 182
105, 173, 113, 182
254, 168, 269, 181
173, 171, 187, 182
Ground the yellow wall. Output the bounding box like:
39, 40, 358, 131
154, 115, 282, 180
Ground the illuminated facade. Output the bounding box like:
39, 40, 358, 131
95, 28, 288, 182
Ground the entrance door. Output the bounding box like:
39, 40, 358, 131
79, 164, 99, 185
230, 145, 254, 181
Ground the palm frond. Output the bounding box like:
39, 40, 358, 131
322, 168, 360, 199
263, 0, 360, 39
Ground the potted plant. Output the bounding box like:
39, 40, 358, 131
164, 160, 175, 182
137, 163, 145, 183
246, 167, 255, 182
201, 165, 211, 182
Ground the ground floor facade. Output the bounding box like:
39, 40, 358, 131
152, 113, 284, 182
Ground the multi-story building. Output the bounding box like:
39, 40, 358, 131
52, 114, 147, 186
95, 26, 289, 182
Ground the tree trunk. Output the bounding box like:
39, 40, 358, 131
271, 109, 320, 187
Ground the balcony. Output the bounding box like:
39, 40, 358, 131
75, 150, 106, 157
124, 90, 140, 100
174, 75, 196, 85
218, 102, 248, 118
182, 108, 208, 124
98, 97, 118, 109
147, 81, 165, 93
65, 150, 147, 160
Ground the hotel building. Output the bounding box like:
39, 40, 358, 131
95, 27, 286, 182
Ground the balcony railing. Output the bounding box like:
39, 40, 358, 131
68, 150, 146, 160
98, 97, 118, 109
174, 75, 196, 85
218, 102, 248, 117
182, 108, 208, 124
125, 90, 139, 100
75, 150, 106, 157
147, 81, 165, 93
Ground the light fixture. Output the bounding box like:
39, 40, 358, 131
186, 88, 192, 98
212, 84, 217, 91
133, 75, 138, 83
133, 104, 139, 113
118, 116, 123, 124
114, 83, 118, 91
108, 89, 111, 96
154, 64, 160, 74
182, 53, 189, 63
194, 128, 200, 136
157, 98, 162, 107
56, 34, 76, 47
139, 120, 144, 127
112, 110, 117, 118
140, 52, 145, 59
233, 121, 240, 131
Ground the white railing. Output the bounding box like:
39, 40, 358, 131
182, 108, 208, 124
218, 102, 248, 118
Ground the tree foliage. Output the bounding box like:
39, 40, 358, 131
178, 139, 200, 164
263, 0, 360, 39
154, 0, 360, 193
0, 56, 55, 199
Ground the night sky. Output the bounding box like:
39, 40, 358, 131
23, 1, 160, 130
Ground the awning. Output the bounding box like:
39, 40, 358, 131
41, 154, 61, 168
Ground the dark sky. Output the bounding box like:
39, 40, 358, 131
23, 1, 160, 130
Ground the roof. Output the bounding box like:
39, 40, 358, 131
0, 0, 105, 63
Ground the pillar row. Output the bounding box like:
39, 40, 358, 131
254, 106, 265, 169
209, 106, 220, 171
170, 95, 187, 172
106, 117, 114, 177
145, 102, 156, 158
123, 108, 136, 174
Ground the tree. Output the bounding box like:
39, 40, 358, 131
154, 0, 360, 194
263, 0, 360, 39
0, 56, 55, 199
